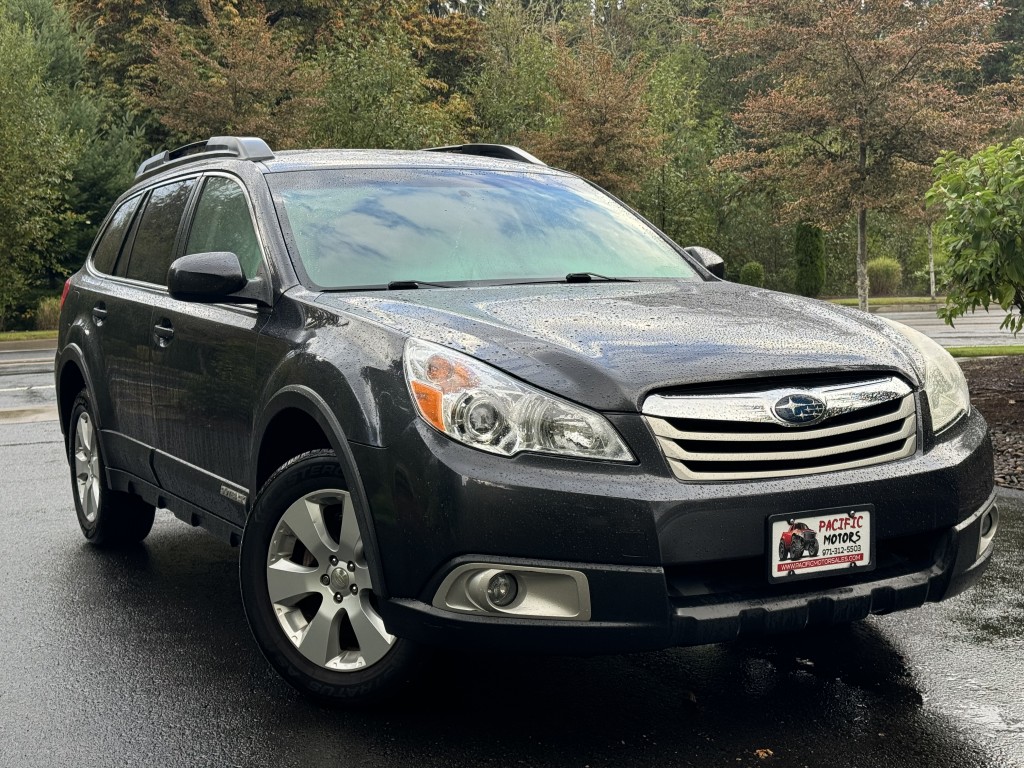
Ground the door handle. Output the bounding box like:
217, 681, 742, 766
92, 305, 107, 324
154, 319, 174, 346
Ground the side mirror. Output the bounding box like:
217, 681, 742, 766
167, 251, 268, 305
683, 246, 725, 279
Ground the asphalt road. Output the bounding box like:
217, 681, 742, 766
0, 341, 58, 423
874, 308, 1020, 347
0, 417, 1021, 768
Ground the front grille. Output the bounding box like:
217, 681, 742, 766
643, 376, 918, 481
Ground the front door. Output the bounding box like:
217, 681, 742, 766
148, 174, 271, 525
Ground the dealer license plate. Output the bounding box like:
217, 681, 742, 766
768, 505, 875, 583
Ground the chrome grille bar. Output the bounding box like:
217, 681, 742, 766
643, 376, 918, 482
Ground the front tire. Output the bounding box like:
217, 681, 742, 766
239, 449, 418, 703
67, 391, 155, 546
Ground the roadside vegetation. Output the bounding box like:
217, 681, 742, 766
0, 0, 1022, 334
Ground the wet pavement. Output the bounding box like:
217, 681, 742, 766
875, 308, 1020, 347
1, 419, 1021, 768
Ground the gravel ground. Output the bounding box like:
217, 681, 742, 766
960, 356, 1023, 489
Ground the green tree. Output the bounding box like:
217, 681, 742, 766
709, 0, 1019, 312
633, 39, 720, 246
313, 20, 468, 149
6, 0, 145, 274
0, 6, 73, 327
470, 0, 556, 144
793, 222, 825, 297
738, 260, 765, 287
927, 140, 1024, 334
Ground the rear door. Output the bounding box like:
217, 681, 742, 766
148, 173, 271, 525
88, 179, 198, 483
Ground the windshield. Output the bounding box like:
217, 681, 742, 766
268, 168, 700, 289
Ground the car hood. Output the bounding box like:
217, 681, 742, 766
318, 281, 921, 412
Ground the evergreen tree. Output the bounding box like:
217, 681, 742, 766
793, 222, 825, 298
0, 7, 73, 326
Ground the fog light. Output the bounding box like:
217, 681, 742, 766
978, 505, 999, 558
486, 572, 518, 607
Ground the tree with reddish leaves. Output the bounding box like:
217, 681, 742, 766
136, 0, 316, 149
708, 0, 1020, 310
528, 35, 663, 197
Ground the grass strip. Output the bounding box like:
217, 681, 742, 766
0, 330, 58, 342
947, 345, 1024, 358
829, 296, 945, 306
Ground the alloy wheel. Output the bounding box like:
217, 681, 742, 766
266, 488, 395, 671
73, 412, 101, 523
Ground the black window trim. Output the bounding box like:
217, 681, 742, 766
85, 170, 272, 316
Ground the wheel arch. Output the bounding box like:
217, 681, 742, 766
55, 344, 101, 445
250, 385, 391, 598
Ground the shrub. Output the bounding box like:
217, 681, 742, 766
793, 222, 825, 297
34, 296, 61, 330
866, 257, 902, 296
738, 261, 765, 287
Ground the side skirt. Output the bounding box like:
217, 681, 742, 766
107, 468, 244, 547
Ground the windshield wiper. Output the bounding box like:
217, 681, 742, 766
386, 280, 450, 290
565, 272, 638, 283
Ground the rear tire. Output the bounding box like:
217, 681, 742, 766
67, 391, 155, 546
239, 449, 419, 704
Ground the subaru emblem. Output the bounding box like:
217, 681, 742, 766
773, 394, 826, 426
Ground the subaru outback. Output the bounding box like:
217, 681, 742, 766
56, 136, 998, 702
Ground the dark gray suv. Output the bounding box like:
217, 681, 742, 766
56, 136, 998, 702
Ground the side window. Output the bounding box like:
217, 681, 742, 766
185, 176, 263, 278
92, 196, 141, 274
124, 179, 196, 285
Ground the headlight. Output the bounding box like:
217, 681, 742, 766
880, 319, 970, 433
403, 339, 634, 461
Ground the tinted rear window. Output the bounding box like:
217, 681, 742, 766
124, 179, 196, 285
268, 169, 698, 289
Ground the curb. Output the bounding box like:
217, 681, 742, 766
0, 338, 57, 352
996, 485, 1024, 501
0, 406, 59, 424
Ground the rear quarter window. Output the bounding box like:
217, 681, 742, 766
91, 196, 142, 275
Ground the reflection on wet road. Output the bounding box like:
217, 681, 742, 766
1, 420, 1021, 768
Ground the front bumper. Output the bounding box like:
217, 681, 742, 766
353, 407, 996, 653
378, 490, 996, 652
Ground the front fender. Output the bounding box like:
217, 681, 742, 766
248, 385, 392, 599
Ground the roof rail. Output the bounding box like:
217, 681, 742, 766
135, 136, 275, 181
423, 144, 546, 166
